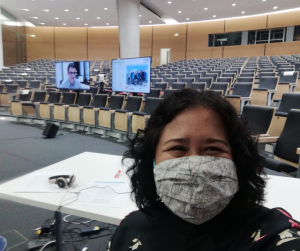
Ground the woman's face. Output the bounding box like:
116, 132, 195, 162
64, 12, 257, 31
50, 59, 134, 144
155, 107, 232, 164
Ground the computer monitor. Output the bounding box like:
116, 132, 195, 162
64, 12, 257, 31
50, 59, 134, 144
112, 57, 151, 93
55, 61, 90, 90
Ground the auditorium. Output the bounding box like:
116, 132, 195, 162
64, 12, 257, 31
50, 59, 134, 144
0, 0, 300, 250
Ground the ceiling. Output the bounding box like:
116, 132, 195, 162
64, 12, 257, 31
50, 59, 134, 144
0, 0, 299, 27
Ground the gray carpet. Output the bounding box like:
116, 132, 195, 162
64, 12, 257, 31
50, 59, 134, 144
0, 118, 128, 251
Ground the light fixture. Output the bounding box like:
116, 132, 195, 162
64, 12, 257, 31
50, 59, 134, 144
31, 17, 38, 19
204, 8, 208, 10
21, 9, 29, 11
76, 17, 80, 19
40, 23, 45, 25
149, 21, 152, 23
63, 23, 67, 25
213, 15, 216, 17
241, 11, 245, 14
262, 0, 266, 1
139, 15, 141, 17
97, 17, 100, 19
178, 11, 182, 13
106, 23, 109, 25
186, 18, 189, 20
85, 23, 88, 25
54, 17, 59, 19
273, 6, 278, 9
168, 1, 172, 3
232, 3, 236, 6
64, 9, 69, 12
174, 33, 179, 36
104, 8, 108, 10
85, 9, 88, 11
43, 9, 49, 12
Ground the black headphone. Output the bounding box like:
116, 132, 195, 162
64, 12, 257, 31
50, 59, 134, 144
49, 175, 76, 188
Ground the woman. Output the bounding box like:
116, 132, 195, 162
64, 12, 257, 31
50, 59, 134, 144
108, 89, 300, 251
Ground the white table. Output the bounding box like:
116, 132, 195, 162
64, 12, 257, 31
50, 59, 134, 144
0, 152, 300, 241
0, 152, 137, 226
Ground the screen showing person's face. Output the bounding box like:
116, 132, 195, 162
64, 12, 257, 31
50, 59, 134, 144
68, 67, 77, 84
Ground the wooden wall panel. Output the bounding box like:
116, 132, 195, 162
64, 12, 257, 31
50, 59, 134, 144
186, 21, 224, 59
223, 44, 265, 58
88, 27, 119, 60
267, 10, 300, 28
152, 24, 187, 66
140, 26, 152, 57
26, 27, 55, 61
55, 27, 87, 60
212, 47, 223, 58
265, 41, 300, 56
225, 16, 267, 33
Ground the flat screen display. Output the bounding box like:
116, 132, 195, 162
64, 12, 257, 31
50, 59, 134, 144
55, 61, 90, 90
112, 57, 151, 93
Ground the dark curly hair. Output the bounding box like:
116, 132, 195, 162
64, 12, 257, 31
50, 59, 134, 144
123, 89, 266, 213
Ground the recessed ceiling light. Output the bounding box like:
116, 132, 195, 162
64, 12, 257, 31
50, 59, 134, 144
168, 1, 172, 3
139, 15, 141, 17
174, 33, 179, 36
54, 17, 59, 19
213, 15, 216, 17
104, 8, 108, 10
232, 3, 236, 6
65, 9, 69, 12
97, 17, 100, 19
149, 21, 152, 23
186, 18, 189, 20
22, 9, 29, 11
262, 0, 266, 1
85, 23, 88, 25
31, 17, 38, 19
178, 11, 182, 13
63, 23, 66, 25
40, 23, 45, 25
76, 17, 80, 19
106, 23, 109, 25
241, 11, 245, 14
85, 9, 88, 11
43, 9, 49, 12
273, 6, 278, 9
204, 8, 208, 10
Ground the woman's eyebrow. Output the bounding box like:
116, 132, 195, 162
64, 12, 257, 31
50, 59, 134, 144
204, 138, 229, 147
164, 138, 189, 145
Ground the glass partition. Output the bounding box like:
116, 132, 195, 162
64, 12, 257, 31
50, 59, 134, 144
1, 8, 27, 66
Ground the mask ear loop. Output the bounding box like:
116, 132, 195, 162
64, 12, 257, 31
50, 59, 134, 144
153, 159, 156, 169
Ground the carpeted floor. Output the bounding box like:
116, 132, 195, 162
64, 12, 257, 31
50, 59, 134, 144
0, 118, 128, 251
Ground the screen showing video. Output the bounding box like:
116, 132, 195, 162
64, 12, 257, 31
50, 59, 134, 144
112, 57, 151, 93
55, 61, 90, 90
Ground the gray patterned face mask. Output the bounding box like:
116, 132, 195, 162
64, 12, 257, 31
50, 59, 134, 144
154, 156, 239, 225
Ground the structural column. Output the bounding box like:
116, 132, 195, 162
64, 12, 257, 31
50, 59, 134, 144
0, 4, 4, 69
116, 0, 140, 58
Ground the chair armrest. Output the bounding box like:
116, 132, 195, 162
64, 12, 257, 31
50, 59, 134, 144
258, 136, 279, 143
265, 157, 297, 173
259, 134, 269, 137
63, 105, 69, 107
275, 111, 288, 117
78, 106, 84, 109
253, 88, 268, 91
33, 102, 40, 105
116, 109, 128, 113
297, 148, 300, 155
48, 104, 54, 106
93, 108, 100, 111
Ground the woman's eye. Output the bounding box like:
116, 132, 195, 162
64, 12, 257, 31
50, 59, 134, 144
205, 147, 222, 152
169, 146, 186, 151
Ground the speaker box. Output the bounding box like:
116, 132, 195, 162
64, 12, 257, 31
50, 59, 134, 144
43, 122, 59, 138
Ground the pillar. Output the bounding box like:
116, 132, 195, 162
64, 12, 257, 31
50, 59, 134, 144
286, 26, 295, 42
0, 5, 4, 69
116, 0, 140, 58
241, 31, 249, 45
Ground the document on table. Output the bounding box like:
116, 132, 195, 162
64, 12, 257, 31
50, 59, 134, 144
15, 171, 74, 193
73, 180, 130, 208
